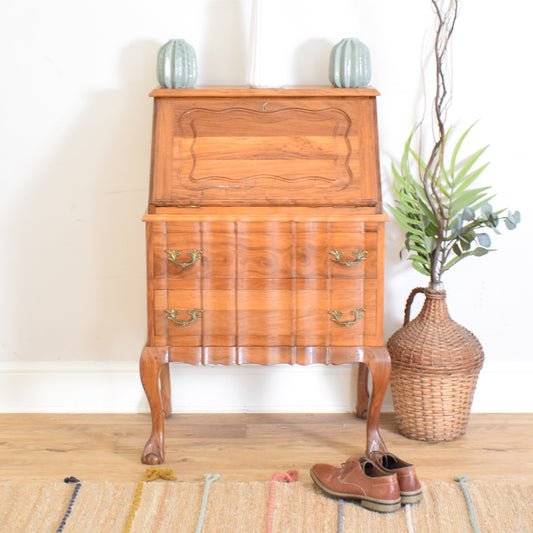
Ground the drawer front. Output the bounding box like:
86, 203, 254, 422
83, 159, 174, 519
150, 96, 380, 207
155, 282, 378, 348
150, 220, 378, 285
296, 284, 378, 347
153, 289, 236, 347
152, 221, 236, 288
296, 221, 378, 279
236, 223, 294, 279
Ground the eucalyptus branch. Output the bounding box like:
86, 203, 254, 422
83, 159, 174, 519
440, 219, 492, 268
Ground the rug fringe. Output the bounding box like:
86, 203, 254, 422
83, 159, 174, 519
455, 475, 480, 533
266, 470, 299, 533
55, 476, 81, 533
125, 467, 177, 533
194, 473, 220, 533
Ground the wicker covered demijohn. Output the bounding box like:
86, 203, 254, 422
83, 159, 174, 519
387, 287, 484, 442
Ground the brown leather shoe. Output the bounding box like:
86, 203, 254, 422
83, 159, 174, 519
368, 452, 422, 504
310, 457, 401, 513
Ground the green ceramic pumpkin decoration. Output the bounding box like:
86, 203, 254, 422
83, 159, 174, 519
157, 39, 197, 88
329, 38, 371, 88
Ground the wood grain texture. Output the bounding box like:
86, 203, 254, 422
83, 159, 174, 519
149, 86, 381, 98
141, 88, 390, 463
146, 216, 383, 358
149, 91, 381, 206
1, 413, 531, 485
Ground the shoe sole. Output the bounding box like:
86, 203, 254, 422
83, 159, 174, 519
309, 469, 401, 513
401, 489, 423, 504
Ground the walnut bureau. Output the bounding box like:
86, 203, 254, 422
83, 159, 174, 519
140, 87, 391, 464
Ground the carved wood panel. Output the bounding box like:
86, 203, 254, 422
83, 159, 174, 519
150, 96, 380, 206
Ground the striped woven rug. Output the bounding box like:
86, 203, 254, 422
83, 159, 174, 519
1, 474, 531, 532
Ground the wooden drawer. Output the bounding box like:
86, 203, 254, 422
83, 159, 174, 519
153, 281, 379, 349
149, 220, 378, 286
153, 289, 236, 347
151, 221, 235, 287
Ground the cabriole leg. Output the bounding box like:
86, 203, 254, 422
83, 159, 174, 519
140, 346, 169, 465
355, 364, 370, 418
362, 348, 391, 456
160, 363, 172, 418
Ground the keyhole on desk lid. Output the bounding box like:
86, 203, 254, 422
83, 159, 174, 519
263, 102, 268, 111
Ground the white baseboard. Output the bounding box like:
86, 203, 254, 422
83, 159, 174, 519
0, 360, 531, 413
471, 360, 533, 413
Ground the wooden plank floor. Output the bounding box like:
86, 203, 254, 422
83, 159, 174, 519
1, 413, 532, 486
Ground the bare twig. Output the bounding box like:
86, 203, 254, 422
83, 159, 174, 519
423, 0, 459, 285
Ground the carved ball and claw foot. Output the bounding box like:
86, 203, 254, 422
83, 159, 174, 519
142, 434, 165, 465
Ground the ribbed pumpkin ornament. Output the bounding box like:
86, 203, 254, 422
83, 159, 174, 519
387, 288, 484, 442
329, 38, 371, 88
157, 39, 197, 88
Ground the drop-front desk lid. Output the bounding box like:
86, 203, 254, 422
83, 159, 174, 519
148, 86, 382, 208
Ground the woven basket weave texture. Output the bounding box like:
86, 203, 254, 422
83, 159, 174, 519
387, 288, 484, 442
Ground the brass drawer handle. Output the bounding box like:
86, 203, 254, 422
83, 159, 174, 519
329, 250, 367, 266
165, 308, 203, 326
166, 249, 203, 268
328, 308, 365, 327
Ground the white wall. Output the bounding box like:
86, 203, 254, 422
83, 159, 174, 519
1, 0, 531, 413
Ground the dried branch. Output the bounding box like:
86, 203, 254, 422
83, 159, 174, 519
423, 0, 459, 285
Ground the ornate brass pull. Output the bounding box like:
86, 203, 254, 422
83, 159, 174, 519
165, 308, 203, 326
329, 250, 367, 266
328, 308, 366, 327
166, 249, 203, 268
